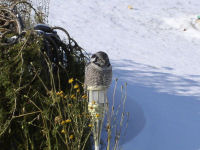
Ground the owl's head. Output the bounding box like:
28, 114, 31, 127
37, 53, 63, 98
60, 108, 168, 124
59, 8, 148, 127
91, 51, 111, 67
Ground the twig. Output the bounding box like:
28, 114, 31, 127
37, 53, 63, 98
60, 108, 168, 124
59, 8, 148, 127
13, 111, 41, 119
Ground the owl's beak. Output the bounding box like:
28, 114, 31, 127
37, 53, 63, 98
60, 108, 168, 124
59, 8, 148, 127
91, 57, 96, 62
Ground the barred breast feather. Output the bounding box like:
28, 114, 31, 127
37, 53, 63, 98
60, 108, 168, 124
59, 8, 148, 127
84, 62, 112, 90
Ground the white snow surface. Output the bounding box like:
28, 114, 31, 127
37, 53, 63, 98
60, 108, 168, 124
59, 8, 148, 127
48, 0, 200, 97
47, 0, 200, 149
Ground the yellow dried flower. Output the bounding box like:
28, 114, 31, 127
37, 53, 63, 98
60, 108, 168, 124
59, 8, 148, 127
88, 124, 93, 127
70, 94, 76, 99
69, 135, 74, 140
61, 120, 65, 125
128, 5, 133, 9
74, 84, 79, 89
76, 89, 80, 93
96, 114, 100, 118
61, 129, 65, 133
56, 91, 63, 96
68, 104, 72, 107
81, 94, 87, 99
92, 100, 96, 104
65, 119, 71, 123
64, 95, 67, 99
68, 78, 74, 84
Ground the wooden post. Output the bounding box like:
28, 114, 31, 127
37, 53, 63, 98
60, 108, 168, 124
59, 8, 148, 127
88, 87, 107, 150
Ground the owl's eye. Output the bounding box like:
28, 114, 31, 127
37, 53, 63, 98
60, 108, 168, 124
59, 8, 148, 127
91, 54, 96, 58
91, 55, 97, 62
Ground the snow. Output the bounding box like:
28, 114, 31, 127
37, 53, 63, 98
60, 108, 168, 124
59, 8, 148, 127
48, 0, 200, 149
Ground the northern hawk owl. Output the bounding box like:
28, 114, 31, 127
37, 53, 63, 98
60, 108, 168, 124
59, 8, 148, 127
84, 51, 112, 90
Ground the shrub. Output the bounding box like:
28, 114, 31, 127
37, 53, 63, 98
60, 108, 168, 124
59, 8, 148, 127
0, 1, 92, 149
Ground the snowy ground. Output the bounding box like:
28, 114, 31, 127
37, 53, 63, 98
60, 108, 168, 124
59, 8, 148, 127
48, 0, 200, 149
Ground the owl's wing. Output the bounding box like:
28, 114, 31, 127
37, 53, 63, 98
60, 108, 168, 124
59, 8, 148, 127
103, 66, 112, 87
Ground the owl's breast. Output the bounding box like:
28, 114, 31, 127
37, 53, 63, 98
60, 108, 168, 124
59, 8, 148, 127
85, 63, 112, 88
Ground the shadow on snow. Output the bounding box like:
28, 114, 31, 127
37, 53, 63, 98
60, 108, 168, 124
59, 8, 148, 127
107, 59, 200, 150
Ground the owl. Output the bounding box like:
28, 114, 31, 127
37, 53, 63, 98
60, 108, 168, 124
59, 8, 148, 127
84, 51, 112, 90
